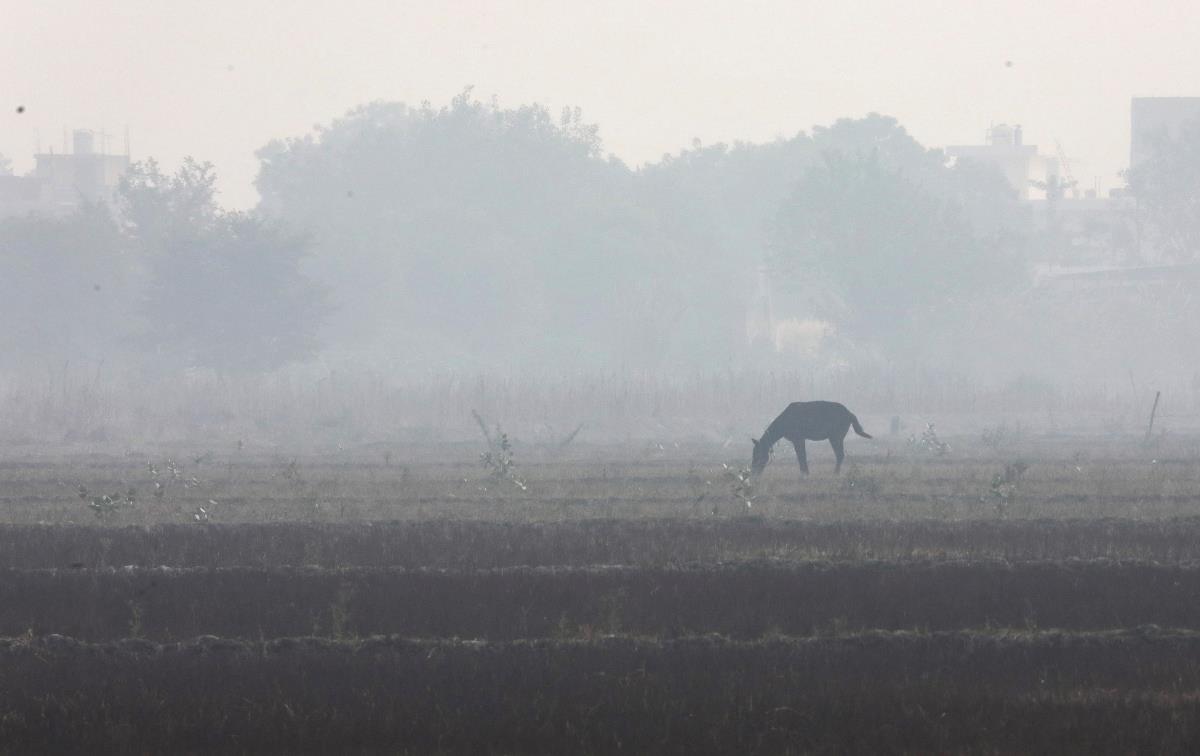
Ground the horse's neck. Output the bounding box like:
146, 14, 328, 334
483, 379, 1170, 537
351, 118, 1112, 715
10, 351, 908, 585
761, 419, 787, 448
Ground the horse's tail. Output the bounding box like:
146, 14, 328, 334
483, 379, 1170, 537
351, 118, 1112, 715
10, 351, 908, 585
850, 414, 872, 439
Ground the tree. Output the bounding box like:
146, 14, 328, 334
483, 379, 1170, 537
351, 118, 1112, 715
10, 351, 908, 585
633, 135, 820, 363
255, 91, 669, 369
121, 160, 327, 373
255, 103, 1031, 370
1127, 116, 1200, 262
631, 114, 1030, 366
769, 149, 1026, 361
0, 203, 135, 370
120, 157, 221, 252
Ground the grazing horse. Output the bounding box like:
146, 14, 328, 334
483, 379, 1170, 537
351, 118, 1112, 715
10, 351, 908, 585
751, 401, 872, 476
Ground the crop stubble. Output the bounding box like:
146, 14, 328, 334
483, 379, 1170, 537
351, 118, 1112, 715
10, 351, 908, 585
0, 438, 1199, 752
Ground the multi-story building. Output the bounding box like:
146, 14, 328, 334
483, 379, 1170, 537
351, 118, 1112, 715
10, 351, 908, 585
0, 129, 130, 219
946, 124, 1058, 201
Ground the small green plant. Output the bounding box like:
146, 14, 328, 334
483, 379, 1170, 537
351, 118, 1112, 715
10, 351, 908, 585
909, 423, 951, 455
77, 485, 135, 519
480, 432, 528, 492
147, 458, 201, 501
986, 461, 1028, 517
473, 409, 527, 491
721, 464, 755, 511
193, 501, 217, 522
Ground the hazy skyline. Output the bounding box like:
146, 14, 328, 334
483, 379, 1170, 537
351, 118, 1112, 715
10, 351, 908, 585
5, 0, 1199, 208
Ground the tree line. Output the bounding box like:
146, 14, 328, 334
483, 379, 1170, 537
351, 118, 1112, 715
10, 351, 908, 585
1, 91, 1195, 377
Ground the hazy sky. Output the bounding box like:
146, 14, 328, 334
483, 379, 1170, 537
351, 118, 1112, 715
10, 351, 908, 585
4, 0, 1199, 208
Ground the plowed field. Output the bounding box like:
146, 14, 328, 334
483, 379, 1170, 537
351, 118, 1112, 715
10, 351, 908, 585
2, 438, 1199, 752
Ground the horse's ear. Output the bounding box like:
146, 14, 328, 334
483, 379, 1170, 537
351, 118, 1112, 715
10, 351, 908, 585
751, 437, 760, 446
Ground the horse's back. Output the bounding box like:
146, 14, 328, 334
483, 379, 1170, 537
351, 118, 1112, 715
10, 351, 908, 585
785, 401, 853, 439
788, 400, 851, 419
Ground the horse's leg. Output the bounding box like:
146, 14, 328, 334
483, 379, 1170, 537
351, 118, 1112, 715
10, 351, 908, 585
830, 435, 845, 474
794, 440, 809, 475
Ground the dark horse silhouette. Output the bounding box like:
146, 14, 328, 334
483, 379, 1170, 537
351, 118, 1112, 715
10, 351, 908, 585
751, 401, 871, 476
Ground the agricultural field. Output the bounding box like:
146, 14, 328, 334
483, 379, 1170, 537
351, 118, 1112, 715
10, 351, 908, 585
3, 427, 1200, 753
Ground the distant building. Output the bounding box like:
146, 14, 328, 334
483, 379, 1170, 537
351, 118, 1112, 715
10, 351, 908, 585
0, 129, 130, 219
1130, 97, 1200, 169
946, 124, 1058, 200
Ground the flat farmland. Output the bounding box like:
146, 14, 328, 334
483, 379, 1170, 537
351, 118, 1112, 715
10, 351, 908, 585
2, 434, 1200, 753
3, 432, 1200, 524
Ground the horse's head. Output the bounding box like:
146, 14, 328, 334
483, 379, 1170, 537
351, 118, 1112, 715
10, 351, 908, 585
750, 437, 770, 476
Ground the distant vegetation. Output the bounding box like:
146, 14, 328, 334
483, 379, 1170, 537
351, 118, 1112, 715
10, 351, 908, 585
0, 158, 326, 374
255, 97, 1033, 371
0, 91, 1197, 384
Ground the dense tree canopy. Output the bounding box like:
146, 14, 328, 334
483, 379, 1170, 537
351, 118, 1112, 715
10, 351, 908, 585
768, 119, 1028, 361
633, 135, 820, 362
0, 98, 1043, 379
256, 91, 668, 369
255, 102, 1035, 369
639, 115, 1029, 365
121, 160, 328, 373
0, 203, 134, 369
